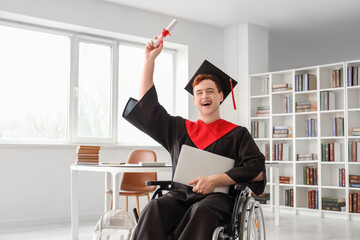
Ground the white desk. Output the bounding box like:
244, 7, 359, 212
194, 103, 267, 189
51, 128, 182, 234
265, 162, 280, 226
70, 164, 172, 240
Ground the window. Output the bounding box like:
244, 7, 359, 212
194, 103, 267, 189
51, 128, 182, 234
0, 24, 70, 141
76, 41, 113, 140
117, 44, 175, 145
0, 21, 178, 145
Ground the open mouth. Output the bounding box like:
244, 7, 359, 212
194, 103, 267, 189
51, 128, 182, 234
202, 102, 211, 106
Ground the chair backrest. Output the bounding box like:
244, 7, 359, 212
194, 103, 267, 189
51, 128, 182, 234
120, 150, 157, 192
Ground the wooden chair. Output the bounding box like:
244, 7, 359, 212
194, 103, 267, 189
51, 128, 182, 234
107, 150, 157, 216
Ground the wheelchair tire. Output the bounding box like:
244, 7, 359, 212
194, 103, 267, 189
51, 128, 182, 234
212, 226, 225, 240
239, 198, 265, 240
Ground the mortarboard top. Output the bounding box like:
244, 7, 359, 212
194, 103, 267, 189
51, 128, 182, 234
184, 60, 238, 109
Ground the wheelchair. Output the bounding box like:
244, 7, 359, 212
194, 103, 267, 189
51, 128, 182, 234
131, 181, 266, 240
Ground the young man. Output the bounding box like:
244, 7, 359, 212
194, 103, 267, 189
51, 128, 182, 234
123, 40, 266, 240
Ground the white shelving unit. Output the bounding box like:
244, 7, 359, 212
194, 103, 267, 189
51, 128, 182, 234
249, 60, 360, 221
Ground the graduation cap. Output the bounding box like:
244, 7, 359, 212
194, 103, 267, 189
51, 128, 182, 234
185, 60, 238, 110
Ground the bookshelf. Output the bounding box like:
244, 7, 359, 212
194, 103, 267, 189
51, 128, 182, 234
249, 60, 360, 221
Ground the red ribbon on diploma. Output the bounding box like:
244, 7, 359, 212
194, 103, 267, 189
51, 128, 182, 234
230, 79, 236, 110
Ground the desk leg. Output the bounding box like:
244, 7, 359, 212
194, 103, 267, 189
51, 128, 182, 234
274, 167, 280, 226
105, 172, 111, 211
112, 172, 120, 209
71, 170, 79, 240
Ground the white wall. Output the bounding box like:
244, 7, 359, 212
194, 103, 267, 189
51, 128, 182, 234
0, 0, 223, 224
269, 25, 360, 71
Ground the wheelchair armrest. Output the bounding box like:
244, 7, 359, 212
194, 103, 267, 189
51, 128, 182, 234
146, 180, 172, 190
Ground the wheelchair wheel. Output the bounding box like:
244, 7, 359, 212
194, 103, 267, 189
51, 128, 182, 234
239, 198, 265, 240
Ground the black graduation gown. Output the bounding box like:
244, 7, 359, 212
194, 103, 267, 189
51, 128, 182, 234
123, 85, 266, 240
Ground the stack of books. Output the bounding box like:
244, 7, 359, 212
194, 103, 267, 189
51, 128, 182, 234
252, 193, 270, 204
272, 83, 292, 92
348, 142, 360, 162
308, 190, 319, 209
256, 105, 269, 117
322, 197, 345, 212
352, 127, 360, 136
332, 68, 344, 88
349, 192, 360, 213
349, 174, 360, 188
273, 126, 291, 138
297, 153, 317, 161
295, 101, 317, 112
303, 166, 318, 185
279, 176, 291, 184
76, 145, 101, 165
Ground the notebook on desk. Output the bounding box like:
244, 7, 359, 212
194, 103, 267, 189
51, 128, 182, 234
173, 145, 235, 194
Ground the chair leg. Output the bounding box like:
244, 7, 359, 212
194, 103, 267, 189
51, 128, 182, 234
147, 193, 150, 203
136, 196, 140, 216
125, 196, 128, 212
110, 193, 113, 210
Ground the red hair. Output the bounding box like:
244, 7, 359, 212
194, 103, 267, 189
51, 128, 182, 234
192, 74, 221, 93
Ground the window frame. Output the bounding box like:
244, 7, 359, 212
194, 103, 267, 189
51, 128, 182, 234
0, 20, 181, 146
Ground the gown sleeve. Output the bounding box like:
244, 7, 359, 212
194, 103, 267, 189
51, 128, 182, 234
122, 85, 175, 152
225, 127, 266, 195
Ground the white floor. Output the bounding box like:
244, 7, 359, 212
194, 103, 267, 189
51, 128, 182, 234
1, 211, 360, 240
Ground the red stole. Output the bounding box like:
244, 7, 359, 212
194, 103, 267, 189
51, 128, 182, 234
185, 119, 238, 150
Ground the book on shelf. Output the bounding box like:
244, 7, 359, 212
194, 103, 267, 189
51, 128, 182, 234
273, 126, 292, 138
261, 77, 269, 95
285, 189, 294, 207
272, 83, 292, 92
272, 143, 289, 161
349, 192, 360, 213
332, 68, 344, 88
280, 176, 292, 184
264, 143, 270, 160
303, 166, 318, 185
251, 121, 266, 138
339, 168, 345, 187
295, 73, 316, 92
297, 153, 317, 161
320, 91, 335, 111
75, 145, 101, 165
321, 142, 343, 162
256, 105, 269, 117
283, 95, 293, 113
331, 117, 344, 136
295, 101, 317, 112
352, 127, 360, 136
347, 66, 359, 87
348, 142, 360, 162
305, 118, 318, 137
308, 190, 319, 209
349, 175, 360, 188
322, 197, 346, 212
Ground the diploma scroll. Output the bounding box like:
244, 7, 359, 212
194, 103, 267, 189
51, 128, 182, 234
153, 19, 178, 47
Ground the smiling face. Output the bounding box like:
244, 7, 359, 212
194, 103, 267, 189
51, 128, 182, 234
193, 79, 224, 120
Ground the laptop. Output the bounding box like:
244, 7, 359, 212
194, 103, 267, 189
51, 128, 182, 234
173, 145, 235, 194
